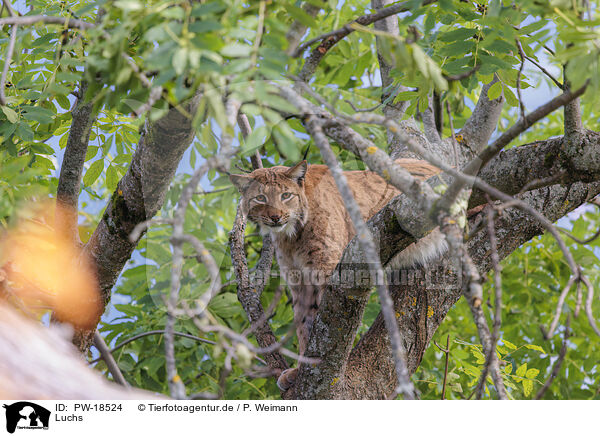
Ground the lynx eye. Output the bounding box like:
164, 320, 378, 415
254, 194, 267, 203
281, 192, 293, 200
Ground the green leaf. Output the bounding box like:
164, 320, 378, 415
525, 344, 546, 354
241, 124, 269, 156
106, 164, 119, 192
522, 379, 533, 397
172, 47, 188, 75
516, 363, 528, 378
487, 81, 503, 100
287, 4, 318, 28
1, 106, 18, 123
16, 122, 34, 142
393, 91, 419, 102
439, 28, 477, 42
83, 159, 104, 187
22, 106, 54, 124
221, 43, 251, 58
526, 368, 540, 379
502, 339, 517, 350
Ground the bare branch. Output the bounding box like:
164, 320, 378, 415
89, 329, 217, 365
524, 54, 563, 89
0, 23, 17, 106
294, 0, 436, 57
92, 331, 129, 387
475, 206, 504, 399
535, 316, 570, 400
0, 15, 95, 29
297, 0, 436, 81
237, 112, 262, 169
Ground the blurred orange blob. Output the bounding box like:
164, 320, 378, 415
1, 201, 101, 330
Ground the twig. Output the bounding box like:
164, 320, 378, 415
476, 206, 504, 399
0, 15, 95, 29
434, 334, 451, 400
446, 100, 459, 168
92, 331, 129, 387
524, 54, 563, 90
0, 23, 17, 106
535, 316, 570, 399
293, 0, 437, 57
545, 274, 578, 338
515, 39, 527, 121
443, 65, 481, 82
89, 330, 218, 365
582, 275, 600, 337
297, 0, 437, 80
237, 112, 262, 169
129, 218, 174, 242
345, 99, 382, 113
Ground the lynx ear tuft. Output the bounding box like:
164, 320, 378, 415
230, 174, 253, 192
285, 160, 307, 185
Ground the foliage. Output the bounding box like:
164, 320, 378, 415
1, 0, 599, 399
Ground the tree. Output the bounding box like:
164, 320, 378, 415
0, 0, 599, 400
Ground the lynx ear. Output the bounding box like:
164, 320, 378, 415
285, 160, 307, 185
230, 174, 253, 192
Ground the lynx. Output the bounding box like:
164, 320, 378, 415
230, 158, 445, 391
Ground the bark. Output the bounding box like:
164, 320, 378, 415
74, 95, 202, 352
56, 81, 95, 244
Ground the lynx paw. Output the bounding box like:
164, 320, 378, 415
277, 368, 298, 391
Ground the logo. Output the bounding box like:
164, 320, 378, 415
3, 402, 50, 433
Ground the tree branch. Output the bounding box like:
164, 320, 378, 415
0, 15, 95, 29
92, 330, 128, 387
458, 76, 504, 155
75, 94, 202, 353
56, 81, 95, 245
297, 0, 436, 81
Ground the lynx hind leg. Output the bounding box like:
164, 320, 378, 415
277, 367, 298, 391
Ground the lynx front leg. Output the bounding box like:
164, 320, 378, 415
277, 279, 324, 392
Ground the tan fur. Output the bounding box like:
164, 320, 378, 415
231, 158, 443, 390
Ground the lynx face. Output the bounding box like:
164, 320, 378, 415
230, 161, 309, 238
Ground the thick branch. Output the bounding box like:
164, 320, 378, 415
56, 82, 95, 244
459, 77, 504, 154
74, 95, 202, 352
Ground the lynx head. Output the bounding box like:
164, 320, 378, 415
230, 161, 308, 238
